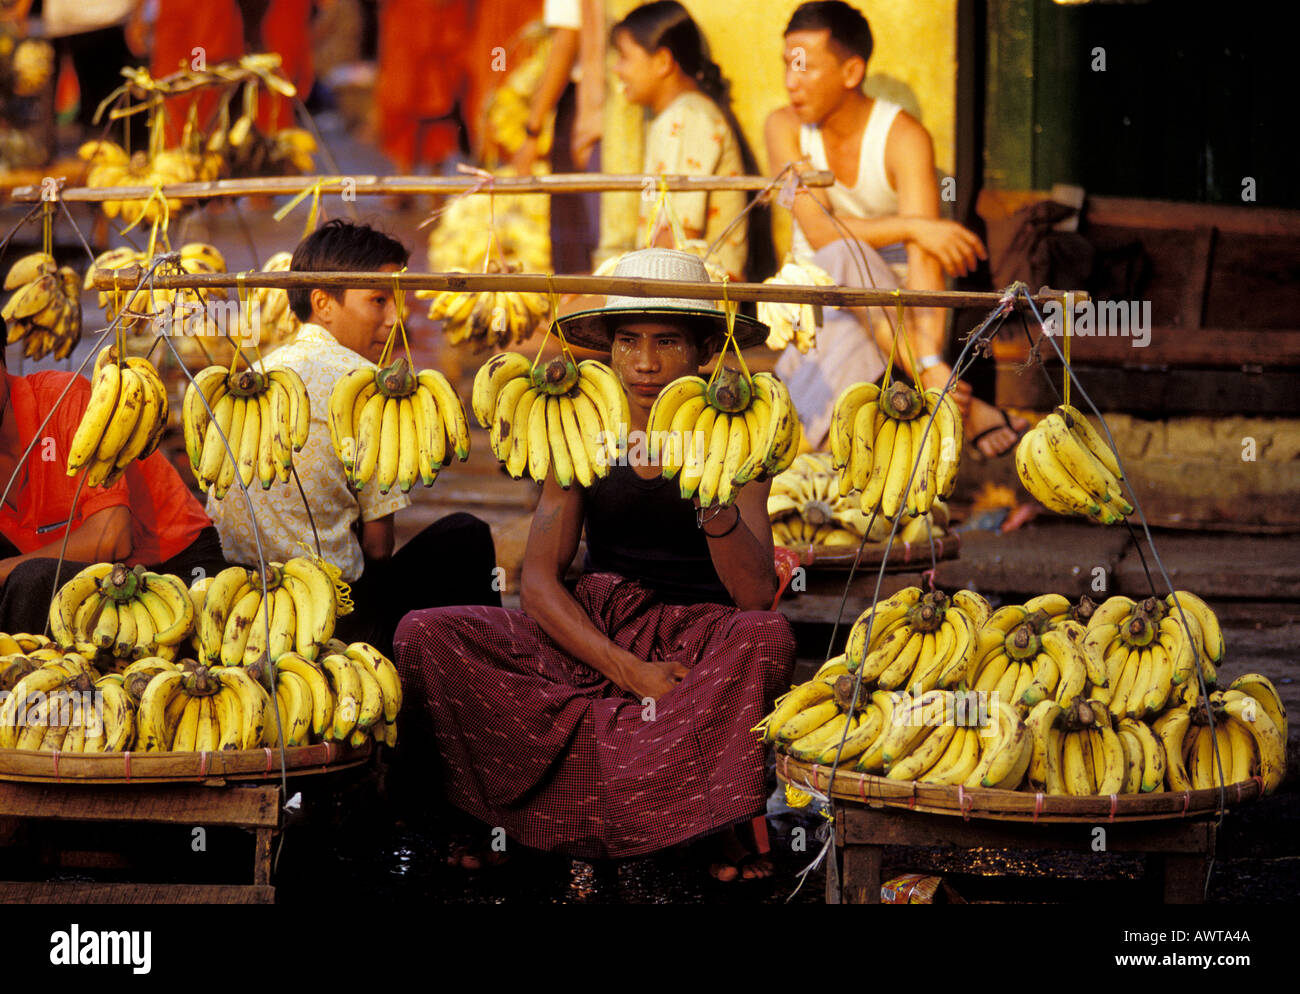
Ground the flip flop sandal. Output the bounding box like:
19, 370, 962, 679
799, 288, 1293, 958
968, 407, 1026, 462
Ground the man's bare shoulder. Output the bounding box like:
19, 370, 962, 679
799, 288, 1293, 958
884, 108, 935, 155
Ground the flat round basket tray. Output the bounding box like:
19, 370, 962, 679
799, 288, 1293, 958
778, 531, 960, 571
0, 741, 372, 785
776, 752, 1261, 824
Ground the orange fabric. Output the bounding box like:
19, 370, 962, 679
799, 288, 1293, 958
0, 372, 211, 565
463, 0, 544, 152
256, 0, 315, 131
150, 0, 244, 145
376, 0, 471, 170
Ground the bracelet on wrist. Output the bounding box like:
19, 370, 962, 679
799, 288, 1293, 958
915, 354, 945, 373
699, 504, 742, 539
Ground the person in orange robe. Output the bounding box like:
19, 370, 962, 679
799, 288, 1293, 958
148, 0, 244, 144
374, 0, 471, 172
254, 0, 315, 131
462, 0, 544, 157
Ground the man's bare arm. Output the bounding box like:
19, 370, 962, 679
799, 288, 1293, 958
0, 505, 131, 584
703, 478, 778, 611
361, 515, 395, 561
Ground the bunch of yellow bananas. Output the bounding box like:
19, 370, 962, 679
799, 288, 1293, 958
10, 38, 55, 96
1082, 591, 1223, 719
129, 641, 398, 752
1025, 696, 1130, 795
758, 254, 836, 353
47, 562, 195, 665
238, 250, 298, 347
472, 352, 628, 488
1155, 679, 1286, 794
482, 23, 553, 160
966, 594, 1100, 715
844, 586, 990, 693
421, 275, 549, 352
182, 361, 310, 498
1023, 684, 1284, 797
1015, 404, 1132, 524
646, 367, 800, 507
427, 193, 551, 276
0, 654, 134, 752
266, 128, 317, 174
133, 662, 274, 751
767, 451, 951, 548
759, 673, 1032, 789
328, 357, 469, 493
78, 140, 200, 225
280, 641, 403, 748
65, 347, 170, 488
190, 559, 337, 668
2, 252, 81, 359
831, 380, 963, 520
87, 242, 229, 335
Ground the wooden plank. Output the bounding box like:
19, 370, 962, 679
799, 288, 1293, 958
841, 844, 882, 905
1162, 845, 1215, 904
87, 267, 1076, 311
0, 882, 275, 904
978, 190, 1300, 237
1179, 227, 1217, 331
254, 828, 273, 886
994, 364, 1300, 418
1086, 196, 1300, 238
1203, 232, 1300, 329
0, 783, 280, 828
992, 327, 1300, 367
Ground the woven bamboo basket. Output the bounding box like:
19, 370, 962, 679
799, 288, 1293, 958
0, 741, 372, 785
779, 531, 961, 571
775, 751, 1262, 824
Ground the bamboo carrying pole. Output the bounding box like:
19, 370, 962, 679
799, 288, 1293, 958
88, 266, 1086, 309
10, 171, 835, 203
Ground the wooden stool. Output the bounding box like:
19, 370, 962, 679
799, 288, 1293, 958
0, 780, 281, 903
828, 802, 1216, 905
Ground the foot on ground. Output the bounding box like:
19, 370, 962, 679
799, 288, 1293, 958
709, 825, 775, 883
967, 398, 1029, 460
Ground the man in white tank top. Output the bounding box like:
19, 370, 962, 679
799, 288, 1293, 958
764, 1, 1027, 457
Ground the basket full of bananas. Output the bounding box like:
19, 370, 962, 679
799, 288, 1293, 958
763, 585, 1285, 820
0, 627, 400, 780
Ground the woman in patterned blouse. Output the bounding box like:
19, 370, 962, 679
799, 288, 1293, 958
612, 0, 775, 282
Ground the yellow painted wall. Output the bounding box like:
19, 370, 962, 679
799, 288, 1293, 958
599, 0, 959, 259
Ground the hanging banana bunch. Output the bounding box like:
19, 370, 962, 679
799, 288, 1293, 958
182, 358, 311, 498
758, 254, 836, 353
830, 380, 963, 521
65, 346, 171, 488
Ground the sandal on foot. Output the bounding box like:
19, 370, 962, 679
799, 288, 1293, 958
969, 407, 1027, 461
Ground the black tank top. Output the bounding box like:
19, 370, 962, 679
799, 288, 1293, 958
583, 464, 731, 605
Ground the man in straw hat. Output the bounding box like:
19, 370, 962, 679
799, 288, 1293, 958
394, 249, 795, 881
